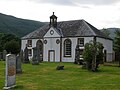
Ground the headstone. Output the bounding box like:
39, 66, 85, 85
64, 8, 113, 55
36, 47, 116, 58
32, 47, 39, 65
23, 47, 29, 63
16, 55, 22, 73
20, 50, 24, 63
56, 65, 64, 70
3, 50, 7, 61
74, 45, 80, 64
3, 54, 16, 89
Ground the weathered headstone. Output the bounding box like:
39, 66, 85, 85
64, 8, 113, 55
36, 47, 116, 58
23, 47, 29, 63
3, 50, 7, 61
32, 47, 39, 65
20, 50, 24, 63
16, 55, 22, 73
74, 45, 80, 64
3, 54, 16, 89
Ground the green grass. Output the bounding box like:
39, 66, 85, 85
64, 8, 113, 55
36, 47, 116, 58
0, 61, 120, 90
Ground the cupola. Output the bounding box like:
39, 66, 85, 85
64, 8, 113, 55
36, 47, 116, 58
49, 12, 57, 28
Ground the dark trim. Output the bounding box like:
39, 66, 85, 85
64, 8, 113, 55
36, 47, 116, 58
60, 37, 62, 62
22, 35, 112, 41
48, 50, 55, 62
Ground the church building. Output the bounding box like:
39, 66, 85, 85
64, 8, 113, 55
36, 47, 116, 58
21, 12, 113, 62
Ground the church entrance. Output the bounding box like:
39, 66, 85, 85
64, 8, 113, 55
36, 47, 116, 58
48, 50, 55, 62
36, 40, 43, 61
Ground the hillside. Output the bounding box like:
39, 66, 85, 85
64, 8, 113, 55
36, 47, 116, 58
101, 28, 120, 39
0, 13, 45, 37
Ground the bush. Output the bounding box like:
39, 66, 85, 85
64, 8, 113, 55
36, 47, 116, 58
83, 40, 104, 71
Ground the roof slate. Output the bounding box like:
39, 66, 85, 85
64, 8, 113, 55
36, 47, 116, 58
21, 19, 112, 40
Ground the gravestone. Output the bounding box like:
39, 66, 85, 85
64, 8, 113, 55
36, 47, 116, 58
3, 54, 16, 89
23, 47, 30, 63
20, 50, 23, 63
3, 50, 7, 61
32, 47, 39, 65
74, 45, 80, 64
16, 55, 22, 73
56, 65, 64, 70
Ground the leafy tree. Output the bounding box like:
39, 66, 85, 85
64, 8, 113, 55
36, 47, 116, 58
0, 32, 20, 54
4, 40, 20, 54
114, 30, 120, 67
101, 28, 110, 37
83, 40, 104, 71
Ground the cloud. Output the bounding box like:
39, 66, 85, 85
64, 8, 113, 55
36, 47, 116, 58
28, 0, 120, 6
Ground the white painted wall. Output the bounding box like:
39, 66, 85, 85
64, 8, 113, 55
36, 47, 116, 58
61, 37, 93, 62
21, 36, 113, 62
21, 39, 43, 59
97, 37, 113, 62
43, 38, 60, 62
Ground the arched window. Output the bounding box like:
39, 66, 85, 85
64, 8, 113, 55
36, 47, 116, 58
64, 39, 72, 57
36, 40, 43, 61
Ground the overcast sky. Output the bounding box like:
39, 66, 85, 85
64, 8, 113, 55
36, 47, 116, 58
0, 0, 120, 29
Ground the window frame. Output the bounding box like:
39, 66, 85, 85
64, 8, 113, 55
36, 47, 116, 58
64, 39, 72, 57
78, 38, 84, 47
27, 40, 32, 47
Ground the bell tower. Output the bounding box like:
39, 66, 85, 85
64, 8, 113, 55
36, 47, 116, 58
49, 12, 57, 28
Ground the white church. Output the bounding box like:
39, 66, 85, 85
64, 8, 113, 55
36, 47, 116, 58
21, 12, 113, 62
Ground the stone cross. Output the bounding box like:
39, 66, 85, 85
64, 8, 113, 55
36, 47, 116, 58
3, 50, 7, 61
16, 55, 22, 74
32, 47, 39, 65
3, 54, 16, 89
23, 47, 29, 63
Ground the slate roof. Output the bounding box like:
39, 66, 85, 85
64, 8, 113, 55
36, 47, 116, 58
21, 19, 112, 40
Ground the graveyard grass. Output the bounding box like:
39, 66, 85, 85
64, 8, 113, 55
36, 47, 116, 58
0, 61, 120, 90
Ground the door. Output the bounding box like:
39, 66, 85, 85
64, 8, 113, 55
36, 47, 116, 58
48, 50, 55, 62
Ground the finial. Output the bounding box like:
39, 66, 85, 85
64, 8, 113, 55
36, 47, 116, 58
53, 12, 54, 15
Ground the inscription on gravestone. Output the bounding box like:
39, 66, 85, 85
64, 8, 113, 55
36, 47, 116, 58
3, 54, 16, 89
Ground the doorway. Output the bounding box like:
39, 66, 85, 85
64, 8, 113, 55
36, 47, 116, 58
48, 50, 55, 62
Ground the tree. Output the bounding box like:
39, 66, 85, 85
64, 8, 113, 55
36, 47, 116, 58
114, 30, 120, 67
0, 33, 20, 53
83, 40, 104, 71
4, 40, 20, 55
101, 28, 110, 37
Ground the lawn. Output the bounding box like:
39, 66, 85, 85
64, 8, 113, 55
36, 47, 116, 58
0, 61, 120, 90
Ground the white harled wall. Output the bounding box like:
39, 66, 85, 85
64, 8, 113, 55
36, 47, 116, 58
61, 37, 93, 62
21, 39, 43, 59
43, 38, 60, 62
97, 37, 113, 62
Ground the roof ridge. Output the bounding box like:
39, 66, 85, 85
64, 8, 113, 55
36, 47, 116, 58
82, 20, 96, 36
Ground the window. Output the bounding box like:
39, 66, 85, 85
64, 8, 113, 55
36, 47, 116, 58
78, 38, 84, 47
64, 39, 72, 57
28, 49, 32, 56
27, 40, 32, 47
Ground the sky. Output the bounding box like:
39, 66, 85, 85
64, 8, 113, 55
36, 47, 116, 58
0, 0, 120, 29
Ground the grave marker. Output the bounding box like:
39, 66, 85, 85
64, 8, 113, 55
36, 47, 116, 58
3, 54, 16, 89
16, 55, 22, 73
32, 47, 39, 65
